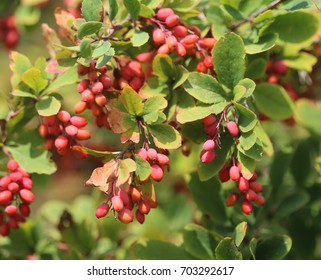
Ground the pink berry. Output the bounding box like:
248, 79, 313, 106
200, 150, 216, 163
203, 56, 213, 68
249, 181, 263, 193
245, 189, 258, 201
111, 195, 124, 211
166, 35, 177, 50
238, 177, 249, 192
175, 42, 186, 56
172, 25, 187, 38
77, 79, 90, 93
152, 28, 165, 45
157, 154, 169, 166
5, 205, 17, 215
150, 165, 164, 182
0, 176, 11, 190
9, 172, 23, 182
198, 38, 216, 49
74, 101, 87, 114
118, 208, 133, 223
226, 121, 239, 137
7, 160, 19, 172
19, 189, 35, 203
147, 148, 157, 160
8, 182, 19, 192
130, 186, 141, 202
75, 129, 91, 140
119, 189, 130, 206
156, 8, 174, 21
55, 135, 69, 149
57, 110, 71, 123
226, 192, 239, 206
99, 74, 111, 89
95, 202, 110, 218
77, 64, 89, 76
183, 34, 199, 45
95, 94, 107, 107
138, 200, 151, 215
82, 89, 94, 102
70, 116, 87, 128
136, 148, 148, 160
229, 166, 240, 181
203, 139, 215, 151
157, 44, 170, 54
0, 190, 13, 205
65, 125, 78, 136
136, 52, 154, 63
165, 14, 180, 27
201, 115, 216, 126
92, 82, 104, 94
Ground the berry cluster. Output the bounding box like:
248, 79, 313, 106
38, 110, 90, 156
76, 62, 111, 127
266, 60, 288, 84
0, 15, 19, 49
95, 185, 157, 224
220, 162, 265, 215
0, 160, 34, 236
148, 8, 216, 71
136, 147, 169, 182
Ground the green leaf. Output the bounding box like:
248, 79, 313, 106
0, 92, 10, 120
253, 83, 295, 121
296, 99, 321, 137
249, 238, 257, 260
139, 77, 170, 98
78, 21, 103, 39
238, 131, 257, 151
234, 78, 256, 102
206, 6, 229, 39
131, 29, 149, 47
215, 237, 242, 260
173, 65, 189, 90
233, 222, 247, 247
11, 90, 37, 99
36, 96, 61, 117
183, 73, 227, 104
255, 235, 292, 260
108, 0, 118, 21
245, 58, 267, 80
72, 145, 119, 158
235, 103, 257, 133
177, 102, 228, 124
132, 239, 194, 260
244, 33, 278, 54
123, 0, 141, 21
45, 66, 78, 93
9, 51, 32, 77
237, 151, 256, 177
183, 224, 217, 260
237, 141, 263, 161
254, 123, 274, 157
276, 191, 310, 218
6, 130, 57, 175
81, 0, 103, 22
35, 57, 48, 79
134, 155, 152, 182
119, 86, 143, 116
139, 4, 155, 18
152, 54, 176, 82
95, 48, 115, 68
188, 173, 227, 224
92, 41, 111, 58
265, 12, 318, 43
148, 124, 181, 149
21, 68, 48, 94
213, 33, 246, 90
142, 96, 167, 124
80, 39, 92, 58
198, 134, 234, 181
284, 52, 317, 72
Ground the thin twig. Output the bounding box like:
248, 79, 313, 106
230, 0, 285, 30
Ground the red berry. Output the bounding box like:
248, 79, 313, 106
183, 34, 199, 45
99, 74, 111, 88
238, 177, 249, 192
55, 135, 69, 149
130, 186, 141, 202
175, 42, 186, 56
82, 89, 94, 102
196, 62, 207, 73
229, 166, 240, 181
226, 121, 239, 137
19, 204, 31, 217
273, 60, 288, 75
172, 25, 187, 38
5, 205, 17, 215
38, 124, 49, 138
255, 194, 266, 206
95, 94, 107, 107
165, 15, 180, 27
74, 101, 87, 114
70, 116, 87, 128
129, 77, 143, 91
135, 210, 145, 224
156, 8, 174, 21
136, 52, 154, 63
0, 190, 13, 205
203, 139, 215, 151
150, 165, 164, 182
119, 189, 130, 206
201, 115, 216, 126
7, 160, 19, 172
118, 208, 133, 223
8, 182, 19, 193
245, 189, 258, 201
242, 200, 253, 215
75, 129, 91, 140
152, 28, 165, 45
0, 223, 10, 237
157, 154, 169, 166
138, 200, 151, 215
147, 148, 157, 160
111, 195, 124, 211
0, 176, 11, 190
5, 29, 19, 49
77, 64, 89, 76
249, 181, 263, 193
203, 56, 213, 68
198, 38, 216, 49
88, 70, 98, 82
77, 79, 90, 93
57, 110, 71, 123
268, 74, 278, 84
65, 125, 78, 136
218, 165, 230, 183
137, 148, 148, 160
43, 115, 56, 126
9, 172, 23, 182
157, 44, 170, 54
226, 192, 239, 206
95, 202, 110, 218
19, 189, 35, 203
166, 35, 177, 50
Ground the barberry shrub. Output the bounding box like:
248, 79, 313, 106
0, 0, 321, 260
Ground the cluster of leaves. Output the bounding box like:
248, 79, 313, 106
1, 0, 321, 260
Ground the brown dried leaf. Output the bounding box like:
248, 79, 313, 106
54, 7, 76, 41
86, 159, 117, 193
42, 24, 62, 59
